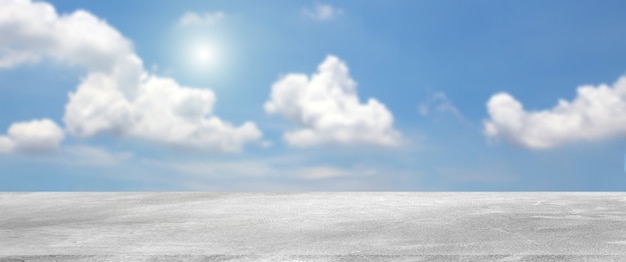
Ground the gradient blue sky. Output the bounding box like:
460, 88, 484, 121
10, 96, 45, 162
2, 0, 626, 191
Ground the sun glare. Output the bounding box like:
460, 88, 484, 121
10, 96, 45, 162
192, 44, 217, 67
198, 48, 213, 63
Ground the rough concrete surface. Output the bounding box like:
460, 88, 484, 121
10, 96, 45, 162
1, 192, 626, 261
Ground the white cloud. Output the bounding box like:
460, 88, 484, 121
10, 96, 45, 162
0, 0, 262, 153
264, 55, 401, 147
302, 3, 343, 21
0, 118, 64, 154
64, 73, 262, 152
178, 11, 224, 26
484, 76, 626, 149
0, 0, 141, 90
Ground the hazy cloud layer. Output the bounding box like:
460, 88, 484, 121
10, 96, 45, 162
178, 11, 225, 26
149, 156, 381, 182
484, 76, 626, 149
0, 119, 64, 154
265, 55, 401, 147
64, 145, 133, 166
0, 0, 261, 153
419, 92, 468, 123
302, 3, 342, 21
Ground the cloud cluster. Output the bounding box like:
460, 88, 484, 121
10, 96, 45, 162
484, 76, 626, 149
178, 11, 225, 26
0, 119, 64, 154
0, 0, 141, 89
0, 0, 261, 153
265, 55, 401, 147
302, 3, 342, 21
64, 73, 262, 152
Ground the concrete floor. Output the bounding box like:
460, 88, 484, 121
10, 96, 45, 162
2, 193, 626, 261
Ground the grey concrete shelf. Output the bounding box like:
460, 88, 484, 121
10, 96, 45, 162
2, 193, 626, 261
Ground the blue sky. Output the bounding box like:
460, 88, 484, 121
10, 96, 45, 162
2, 0, 626, 191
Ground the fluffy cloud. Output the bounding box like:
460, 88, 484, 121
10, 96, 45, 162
265, 55, 401, 147
0, 0, 141, 88
178, 11, 224, 26
302, 3, 343, 21
0, 119, 64, 154
484, 76, 626, 149
0, 0, 262, 153
64, 73, 261, 152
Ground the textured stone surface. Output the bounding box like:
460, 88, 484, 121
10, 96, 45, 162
2, 193, 626, 261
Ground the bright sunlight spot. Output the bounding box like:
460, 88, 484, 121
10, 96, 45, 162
191, 43, 218, 67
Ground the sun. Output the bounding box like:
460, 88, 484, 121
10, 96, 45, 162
197, 47, 214, 63
192, 44, 217, 67
183, 39, 227, 74
196, 47, 215, 65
